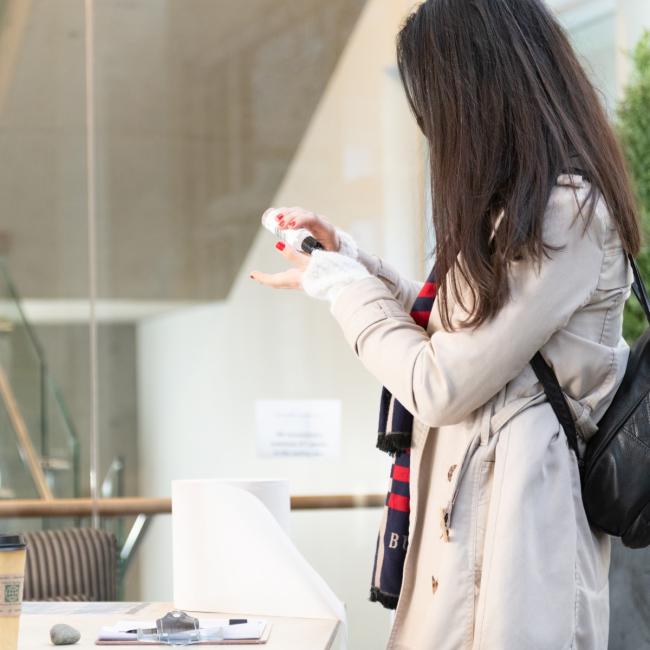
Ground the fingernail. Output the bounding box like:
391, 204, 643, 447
275, 213, 283, 221
275, 241, 286, 251
288, 220, 295, 227
249, 274, 254, 279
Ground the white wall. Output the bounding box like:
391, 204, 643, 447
136, 2, 422, 648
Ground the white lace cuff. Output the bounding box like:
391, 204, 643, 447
301, 249, 371, 304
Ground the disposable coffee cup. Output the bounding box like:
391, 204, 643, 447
0, 534, 27, 650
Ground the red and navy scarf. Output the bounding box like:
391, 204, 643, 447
369, 268, 437, 609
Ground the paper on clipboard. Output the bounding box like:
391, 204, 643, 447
96, 618, 270, 645
95, 622, 272, 647
172, 481, 346, 625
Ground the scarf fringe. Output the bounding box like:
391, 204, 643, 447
376, 431, 412, 454
369, 586, 398, 610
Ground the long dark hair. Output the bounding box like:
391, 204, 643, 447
397, 0, 641, 330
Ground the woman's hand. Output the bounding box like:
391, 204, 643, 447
249, 241, 310, 289
249, 206, 342, 290
274, 207, 340, 251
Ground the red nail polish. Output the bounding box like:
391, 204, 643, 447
249, 274, 254, 278
288, 220, 295, 227
275, 213, 284, 221
275, 241, 286, 251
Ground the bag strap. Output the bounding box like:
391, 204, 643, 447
530, 351, 582, 466
531, 164, 646, 461
531, 254, 647, 468
628, 254, 650, 325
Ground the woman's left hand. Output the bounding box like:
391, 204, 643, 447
249, 241, 310, 290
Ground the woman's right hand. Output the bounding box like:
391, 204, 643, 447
273, 207, 341, 252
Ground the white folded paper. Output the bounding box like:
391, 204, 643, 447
172, 480, 346, 626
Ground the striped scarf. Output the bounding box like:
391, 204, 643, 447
369, 268, 437, 609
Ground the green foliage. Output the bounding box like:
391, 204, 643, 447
618, 32, 650, 342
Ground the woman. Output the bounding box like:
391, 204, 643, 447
250, 0, 641, 648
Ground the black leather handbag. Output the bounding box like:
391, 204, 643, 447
531, 254, 650, 549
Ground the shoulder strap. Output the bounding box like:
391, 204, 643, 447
530, 351, 582, 464
531, 254, 647, 466
628, 254, 650, 325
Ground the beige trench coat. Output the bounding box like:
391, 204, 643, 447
330, 175, 633, 649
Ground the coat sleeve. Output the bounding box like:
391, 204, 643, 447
355, 247, 424, 311
329, 186, 607, 428
335, 226, 424, 310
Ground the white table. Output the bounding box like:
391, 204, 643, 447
19, 602, 340, 649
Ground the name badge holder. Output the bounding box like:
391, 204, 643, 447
136, 610, 224, 645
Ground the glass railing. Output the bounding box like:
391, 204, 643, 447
0, 257, 80, 509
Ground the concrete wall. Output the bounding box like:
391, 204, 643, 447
0, 0, 365, 302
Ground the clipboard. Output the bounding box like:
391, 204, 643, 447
95, 622, 272, 645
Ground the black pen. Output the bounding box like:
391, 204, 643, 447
126, 619, 248, 634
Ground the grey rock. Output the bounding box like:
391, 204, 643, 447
50, 623, 81, 645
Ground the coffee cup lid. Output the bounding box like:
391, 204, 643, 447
0, 534, 26, 550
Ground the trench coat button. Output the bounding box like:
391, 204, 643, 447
431, 576, 438, 594
447, 464, 457, 482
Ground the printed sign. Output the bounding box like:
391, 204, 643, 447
255, 400, 341, 458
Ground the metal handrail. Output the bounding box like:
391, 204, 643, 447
0, 367, 52, 499
0, 258, 81, 497
0, 494, 385, 518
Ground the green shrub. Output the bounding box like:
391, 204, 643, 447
618, 32, 650, 342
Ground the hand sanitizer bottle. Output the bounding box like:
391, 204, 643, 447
261, 208, 325, 254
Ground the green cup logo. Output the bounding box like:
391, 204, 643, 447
4, 583, 20, 603
0, 575, 23, 615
